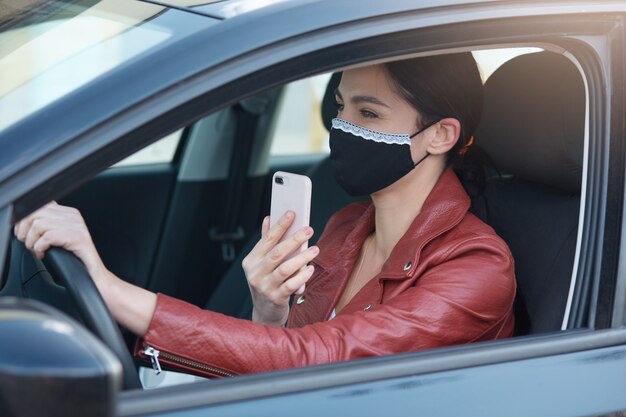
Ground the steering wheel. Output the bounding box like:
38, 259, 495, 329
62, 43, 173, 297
43, 248, 142, 390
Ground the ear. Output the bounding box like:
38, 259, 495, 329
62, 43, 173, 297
425, 118, 461, 155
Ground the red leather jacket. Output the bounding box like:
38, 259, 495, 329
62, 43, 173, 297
137, 169, 516, 378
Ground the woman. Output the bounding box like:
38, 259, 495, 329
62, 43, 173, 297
14, 53, 515, 377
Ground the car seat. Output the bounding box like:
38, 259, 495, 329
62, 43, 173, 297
474, 51, 585, 335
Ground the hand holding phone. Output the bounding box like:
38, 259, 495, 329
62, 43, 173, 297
244, 171, 315, 325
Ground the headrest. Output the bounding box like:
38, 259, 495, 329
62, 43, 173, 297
475, 51, 585, 193
321, 72, 342, 131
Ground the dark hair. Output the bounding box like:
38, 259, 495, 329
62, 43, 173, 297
383, 53, 484, 168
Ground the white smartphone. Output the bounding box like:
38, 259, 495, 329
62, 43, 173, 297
269, 171, 312, 258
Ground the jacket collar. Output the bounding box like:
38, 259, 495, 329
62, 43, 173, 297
314, 168, 470, 280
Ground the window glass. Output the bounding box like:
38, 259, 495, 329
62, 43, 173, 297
112, 129, 182, 167
473, 47, 543, 81
269, 74, 331, 156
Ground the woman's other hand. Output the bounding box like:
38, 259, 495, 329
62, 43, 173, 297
242, 211, 319, 326
14, 201, 106, 280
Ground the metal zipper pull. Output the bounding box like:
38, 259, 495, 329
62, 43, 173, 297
144, 346, 162, 375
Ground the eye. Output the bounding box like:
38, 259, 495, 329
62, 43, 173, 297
360, 109, 378, 119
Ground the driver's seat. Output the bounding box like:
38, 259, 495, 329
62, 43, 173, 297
474, 51, 585, 335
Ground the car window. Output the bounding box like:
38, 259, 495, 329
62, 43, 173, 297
113, 129, 183, 167
269, 74, 331, 156
473, 47, 543, 81
263, 46, 585, 334
0, 38, 589, 393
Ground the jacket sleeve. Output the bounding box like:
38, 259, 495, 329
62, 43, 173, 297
137, 235, 515, 377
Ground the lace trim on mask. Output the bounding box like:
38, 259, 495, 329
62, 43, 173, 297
331, 118, 412, 145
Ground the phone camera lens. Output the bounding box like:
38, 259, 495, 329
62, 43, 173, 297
275, 177, 284, 185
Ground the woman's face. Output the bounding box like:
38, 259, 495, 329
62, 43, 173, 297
335, 65, 422, 135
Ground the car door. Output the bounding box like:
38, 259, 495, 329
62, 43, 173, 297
114, 3, 626, 416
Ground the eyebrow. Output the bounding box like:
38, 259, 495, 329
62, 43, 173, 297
334, 88, 391, 109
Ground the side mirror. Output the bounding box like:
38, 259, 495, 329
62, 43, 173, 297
0, 298, 122, 417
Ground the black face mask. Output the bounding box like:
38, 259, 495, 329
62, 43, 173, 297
329, 118, 431, 196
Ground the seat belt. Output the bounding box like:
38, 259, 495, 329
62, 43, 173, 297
209, 95, 269, 262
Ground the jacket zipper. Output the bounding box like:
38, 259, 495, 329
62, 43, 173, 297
143, 345, 235, 378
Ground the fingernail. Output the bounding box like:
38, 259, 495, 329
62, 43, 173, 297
305, 227, 313, 236
309, 246, 319, 255
285, 211, 295, 219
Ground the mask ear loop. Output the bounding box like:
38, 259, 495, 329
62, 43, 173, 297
409, 122, 436, 168
412, 153, 430, 167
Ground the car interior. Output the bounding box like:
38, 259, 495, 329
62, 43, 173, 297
0, 47, 586, 387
